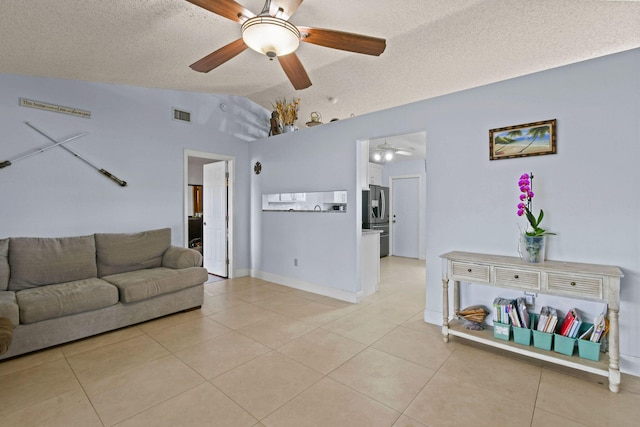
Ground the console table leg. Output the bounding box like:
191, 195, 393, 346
608, 308, 621, 393
442, 277, 449, 343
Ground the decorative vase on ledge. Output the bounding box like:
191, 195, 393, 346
520, 234, 546, 263
283, 124, 296, 133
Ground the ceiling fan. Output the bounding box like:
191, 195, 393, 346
371, 141, 414, 162
186, 0, 386, 90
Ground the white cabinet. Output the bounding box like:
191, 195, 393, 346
440, 251, 623, 392
369, 162, 383, 186
279, 193, 306, 202
324, 191, 347, 203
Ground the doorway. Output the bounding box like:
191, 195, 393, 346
184, 150, 235, 278
390, 175, 422, 259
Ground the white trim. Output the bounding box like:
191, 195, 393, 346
184, 149, 237, 278
251, 269, 361, 303
388, 174, 424, 260
233, 268, 251, 278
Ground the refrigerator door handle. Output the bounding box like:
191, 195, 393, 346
380, 189, 386, 221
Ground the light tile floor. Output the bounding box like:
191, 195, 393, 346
1, 257, 639, 426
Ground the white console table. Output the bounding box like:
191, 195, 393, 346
440, 251, 623, 392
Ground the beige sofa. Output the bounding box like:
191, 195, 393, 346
0, 227, 207, 360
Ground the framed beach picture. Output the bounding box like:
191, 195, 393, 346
489, 119, 556, 160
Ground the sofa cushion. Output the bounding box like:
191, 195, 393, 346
162, 246, 203, 269
95, 228, 171, 277
102, 267, 208, 303
0, 291, 19, 326
8, 235, 97, 291
0, 239, 8, 291
16, 278, 119, 324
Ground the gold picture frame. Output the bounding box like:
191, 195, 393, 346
489, 119, 556, 160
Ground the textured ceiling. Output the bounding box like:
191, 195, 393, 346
2, 0, 639, 129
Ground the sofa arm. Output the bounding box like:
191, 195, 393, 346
0, 291, 19, 327
162, 246, 203, 269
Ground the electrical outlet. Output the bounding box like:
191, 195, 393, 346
525, 294, 535, 306
294, 258, 298, 267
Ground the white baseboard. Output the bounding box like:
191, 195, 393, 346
251, 269, 361, 303
231, 268, 250, 279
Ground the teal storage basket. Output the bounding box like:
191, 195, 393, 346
513, 325, 532, 346
531, 313, 553, 351
554, 334, 576, 356
578, 339, 601, 361
577, 323, 600, 361
533, 330, 553, 350
493, 321, 511, 341
555, 322, 594, 357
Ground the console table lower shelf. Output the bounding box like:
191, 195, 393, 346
445, 319, 609, 376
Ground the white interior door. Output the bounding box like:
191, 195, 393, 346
391, 176, 420, 258
203, 161, 228, 277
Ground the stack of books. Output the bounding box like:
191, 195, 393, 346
536, 306, 558, 333
558, 308, 583, 339
492, 297, 530, 328
579, 310, 609, 343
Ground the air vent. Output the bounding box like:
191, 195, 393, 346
173, 108, 191, 123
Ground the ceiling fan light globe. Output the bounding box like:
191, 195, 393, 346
242, 16, 300, 57
385, 150, 393, 161
373, 152, 382, 161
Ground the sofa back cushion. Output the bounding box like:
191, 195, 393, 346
0, 239, 9, 291
95, 228, 171, 277
8, 235, 97, 291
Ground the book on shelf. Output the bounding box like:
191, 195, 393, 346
559, 308, 576, 336
516, 297, 530, 329
537, 306, 548, 331
507, 302, 521, 327
590, 308, 609, 343
567, 317, 583, 338
545, 308, 558, 333
579, 324, 594, 340
537, 306, 557, 333
493, 297, 511, 324
492, 297, 531, 329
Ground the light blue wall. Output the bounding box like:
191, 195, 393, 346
253, 48, 640, 374
0, 74, 269, 273
249, 121, 361, 296
1, 47, 638, 374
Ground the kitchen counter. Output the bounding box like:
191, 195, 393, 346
263, 209, 346, 213
362, 229, 382, 235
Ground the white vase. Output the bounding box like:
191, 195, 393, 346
283, 125, 296, 133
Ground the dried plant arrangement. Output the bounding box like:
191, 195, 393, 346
272, 97, 300, 126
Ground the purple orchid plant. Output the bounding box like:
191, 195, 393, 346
517, 173, 555, 237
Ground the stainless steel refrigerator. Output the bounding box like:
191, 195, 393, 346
362, 185, 389, 257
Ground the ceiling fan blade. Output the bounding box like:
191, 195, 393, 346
186, 0, 255, 23
278, 53, 312, 90
395, 150, 413, 156
297, 26, 386, 56
190, 38, 248, 73
270, 0, 303, 19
